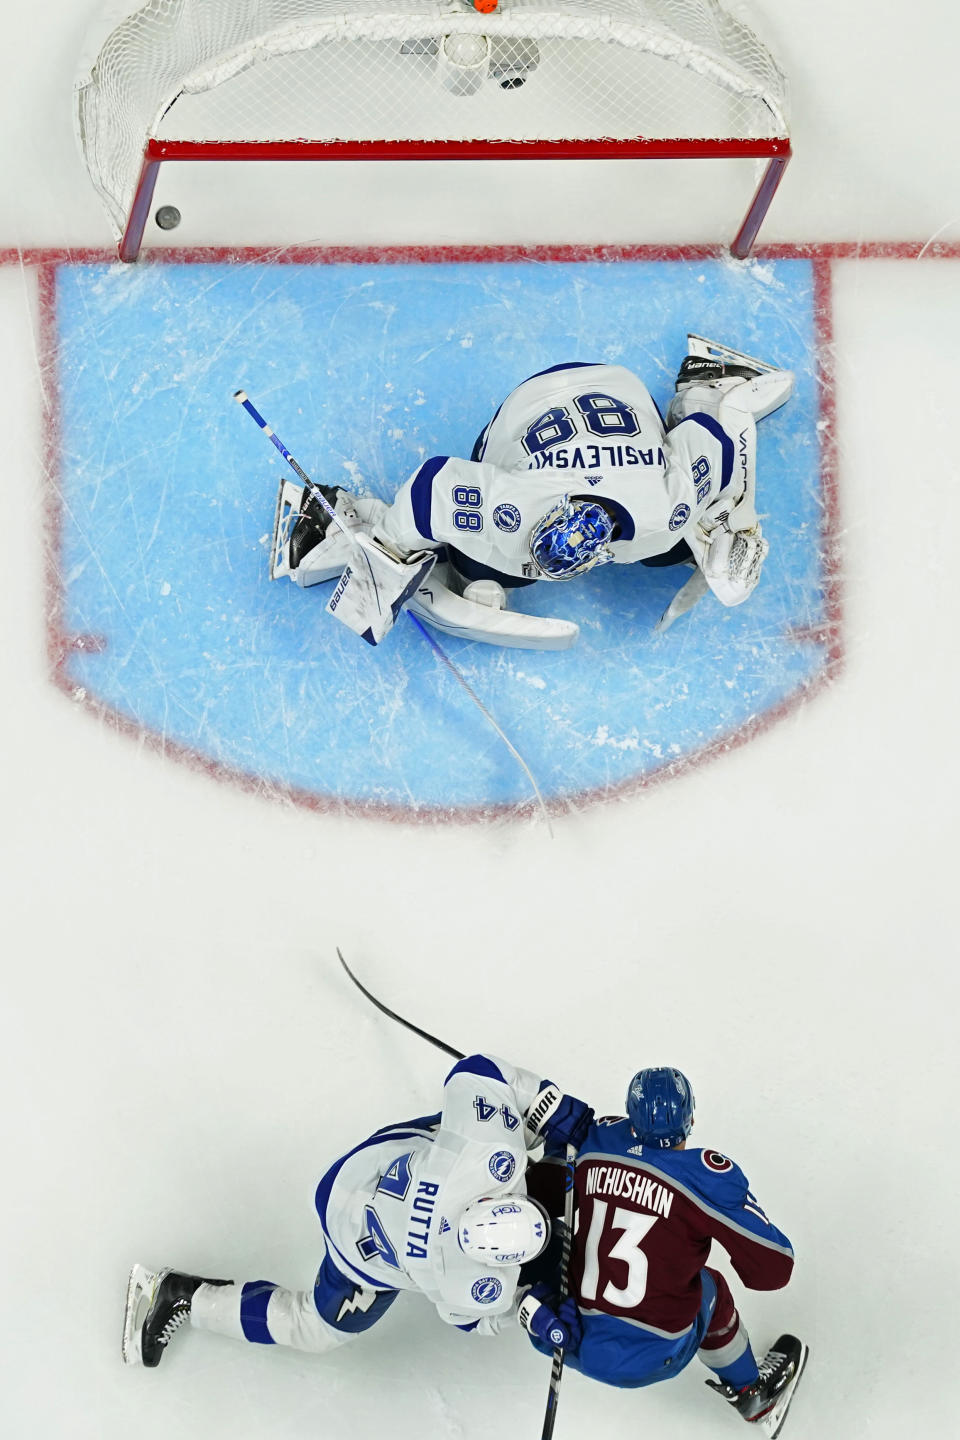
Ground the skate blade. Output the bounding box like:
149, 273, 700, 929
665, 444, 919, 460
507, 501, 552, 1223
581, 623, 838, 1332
121, 1263, 160, 1366
758, 1343, 809, 1439
686, 332, 781, 375
269, 481, 303, 581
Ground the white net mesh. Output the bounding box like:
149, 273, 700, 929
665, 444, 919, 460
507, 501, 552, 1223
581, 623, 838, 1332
76, 0, 789, 239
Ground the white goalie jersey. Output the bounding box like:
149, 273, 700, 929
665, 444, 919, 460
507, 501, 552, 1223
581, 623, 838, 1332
375, 362, 756, 580
314, 1054, 550, 1332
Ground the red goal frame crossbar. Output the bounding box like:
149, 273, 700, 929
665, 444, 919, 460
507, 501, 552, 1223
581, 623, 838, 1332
120, 135, 791, 262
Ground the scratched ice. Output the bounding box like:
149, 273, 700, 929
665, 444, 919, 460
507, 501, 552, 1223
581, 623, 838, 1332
53, 257, 828, 814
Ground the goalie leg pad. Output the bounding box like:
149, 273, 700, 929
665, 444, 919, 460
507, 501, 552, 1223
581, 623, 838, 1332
408, 564, 579, 650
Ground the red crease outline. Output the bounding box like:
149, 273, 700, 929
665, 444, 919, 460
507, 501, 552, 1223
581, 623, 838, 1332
15, 240, 954, 826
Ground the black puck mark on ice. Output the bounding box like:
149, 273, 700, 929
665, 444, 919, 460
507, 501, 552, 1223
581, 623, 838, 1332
155, 206, 181, 231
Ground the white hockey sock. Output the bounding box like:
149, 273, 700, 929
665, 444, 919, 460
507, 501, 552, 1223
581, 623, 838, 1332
190, 1279, 352, 1354
190, 1280, 245, 1340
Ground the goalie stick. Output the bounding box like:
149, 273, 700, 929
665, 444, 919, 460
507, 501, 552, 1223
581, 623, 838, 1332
234, 391, 552, 834
338, 947, 578, 1439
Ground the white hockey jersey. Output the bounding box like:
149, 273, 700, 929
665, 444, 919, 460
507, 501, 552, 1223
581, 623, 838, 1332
314, 1054, 550, 1332
376, 363, 745, 579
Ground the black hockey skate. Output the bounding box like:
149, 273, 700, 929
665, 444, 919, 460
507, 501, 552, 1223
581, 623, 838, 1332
706, 1335, 809, 1438
289, 483, 341, 569
122, 1263, 229, 1367
676, 354, 761, 387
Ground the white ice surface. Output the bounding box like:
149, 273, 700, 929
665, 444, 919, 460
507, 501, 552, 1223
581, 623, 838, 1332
1, 4, 959, 1438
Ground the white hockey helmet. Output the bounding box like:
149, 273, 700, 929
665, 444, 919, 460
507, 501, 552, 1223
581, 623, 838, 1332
457, 1196, 550, 1266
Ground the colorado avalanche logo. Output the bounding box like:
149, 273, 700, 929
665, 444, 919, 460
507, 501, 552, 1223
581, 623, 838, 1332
493, 503, 522, 533
471, 1277, 503, 1304
702, 1150, 734, 1173
489, 1149, 516, 1183
669, 502, 691, 531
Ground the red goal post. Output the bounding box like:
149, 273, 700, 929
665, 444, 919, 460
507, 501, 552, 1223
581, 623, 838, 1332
75, 0, 791, 262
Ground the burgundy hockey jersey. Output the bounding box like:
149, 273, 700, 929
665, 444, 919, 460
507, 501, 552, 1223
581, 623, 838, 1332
569, 1118, 793, 1340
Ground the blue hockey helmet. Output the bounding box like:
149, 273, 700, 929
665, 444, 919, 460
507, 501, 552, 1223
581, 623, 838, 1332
528, 497, 616, 580
626, 1068, 695, 1148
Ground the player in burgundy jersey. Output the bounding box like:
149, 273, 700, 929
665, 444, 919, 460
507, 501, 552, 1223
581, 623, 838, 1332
523, 1068, 808, 1438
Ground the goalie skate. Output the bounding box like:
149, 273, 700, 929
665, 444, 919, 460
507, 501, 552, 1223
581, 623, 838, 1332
684, 333, 793, 420
269, 479, 304, 581
686, 333, 781, 375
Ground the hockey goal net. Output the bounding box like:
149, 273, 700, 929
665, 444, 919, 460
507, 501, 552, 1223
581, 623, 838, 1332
75, 0, 791, 261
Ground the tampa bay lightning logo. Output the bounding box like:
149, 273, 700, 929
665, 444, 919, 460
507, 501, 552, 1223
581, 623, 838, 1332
489, 1149, 516, 1183
493, 503, 522, 533
669, 502, 691, 531
471, 1277, 503, 1304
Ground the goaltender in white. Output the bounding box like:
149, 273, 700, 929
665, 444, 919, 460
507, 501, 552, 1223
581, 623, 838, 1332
267, 335, 793, 650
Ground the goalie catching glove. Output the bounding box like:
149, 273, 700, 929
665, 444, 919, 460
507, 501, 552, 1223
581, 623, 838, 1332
698, 519, 769, 607
518, 1284, 583, 1351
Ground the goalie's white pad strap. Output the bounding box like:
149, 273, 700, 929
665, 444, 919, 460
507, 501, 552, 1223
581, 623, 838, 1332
326, 539, 437, 645
407, 569, 579, 651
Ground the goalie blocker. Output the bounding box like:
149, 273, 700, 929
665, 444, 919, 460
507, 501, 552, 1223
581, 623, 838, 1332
326, 537, 436, 647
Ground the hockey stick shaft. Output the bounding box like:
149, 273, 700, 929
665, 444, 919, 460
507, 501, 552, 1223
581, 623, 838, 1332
235, 392, 399, 563
540, 1143, 577, 1440
233, 390, 342, 529
337, 949, 464, 1060
339, 946, 575, 1435
236, 392, 551, 831
406, 615, 553, 836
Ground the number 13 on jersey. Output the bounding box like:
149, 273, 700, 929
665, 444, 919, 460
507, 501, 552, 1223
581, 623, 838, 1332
580, 1198, 658, 1308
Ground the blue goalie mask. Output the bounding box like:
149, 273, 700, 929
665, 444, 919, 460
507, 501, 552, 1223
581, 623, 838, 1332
626, 1068, 695, 1149
528, 497, 616, 580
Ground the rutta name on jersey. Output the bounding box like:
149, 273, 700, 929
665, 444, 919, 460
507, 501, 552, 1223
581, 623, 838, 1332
406, 1180, 440, 1259
526, 445, 666, 472
584, 1162, 675, 1219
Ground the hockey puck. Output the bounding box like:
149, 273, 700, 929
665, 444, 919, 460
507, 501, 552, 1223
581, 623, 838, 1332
155, 205, 181, 231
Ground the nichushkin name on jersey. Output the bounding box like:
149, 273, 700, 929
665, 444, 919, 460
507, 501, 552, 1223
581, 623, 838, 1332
526, 445, 666, 471
584, 1163, 675, 1218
